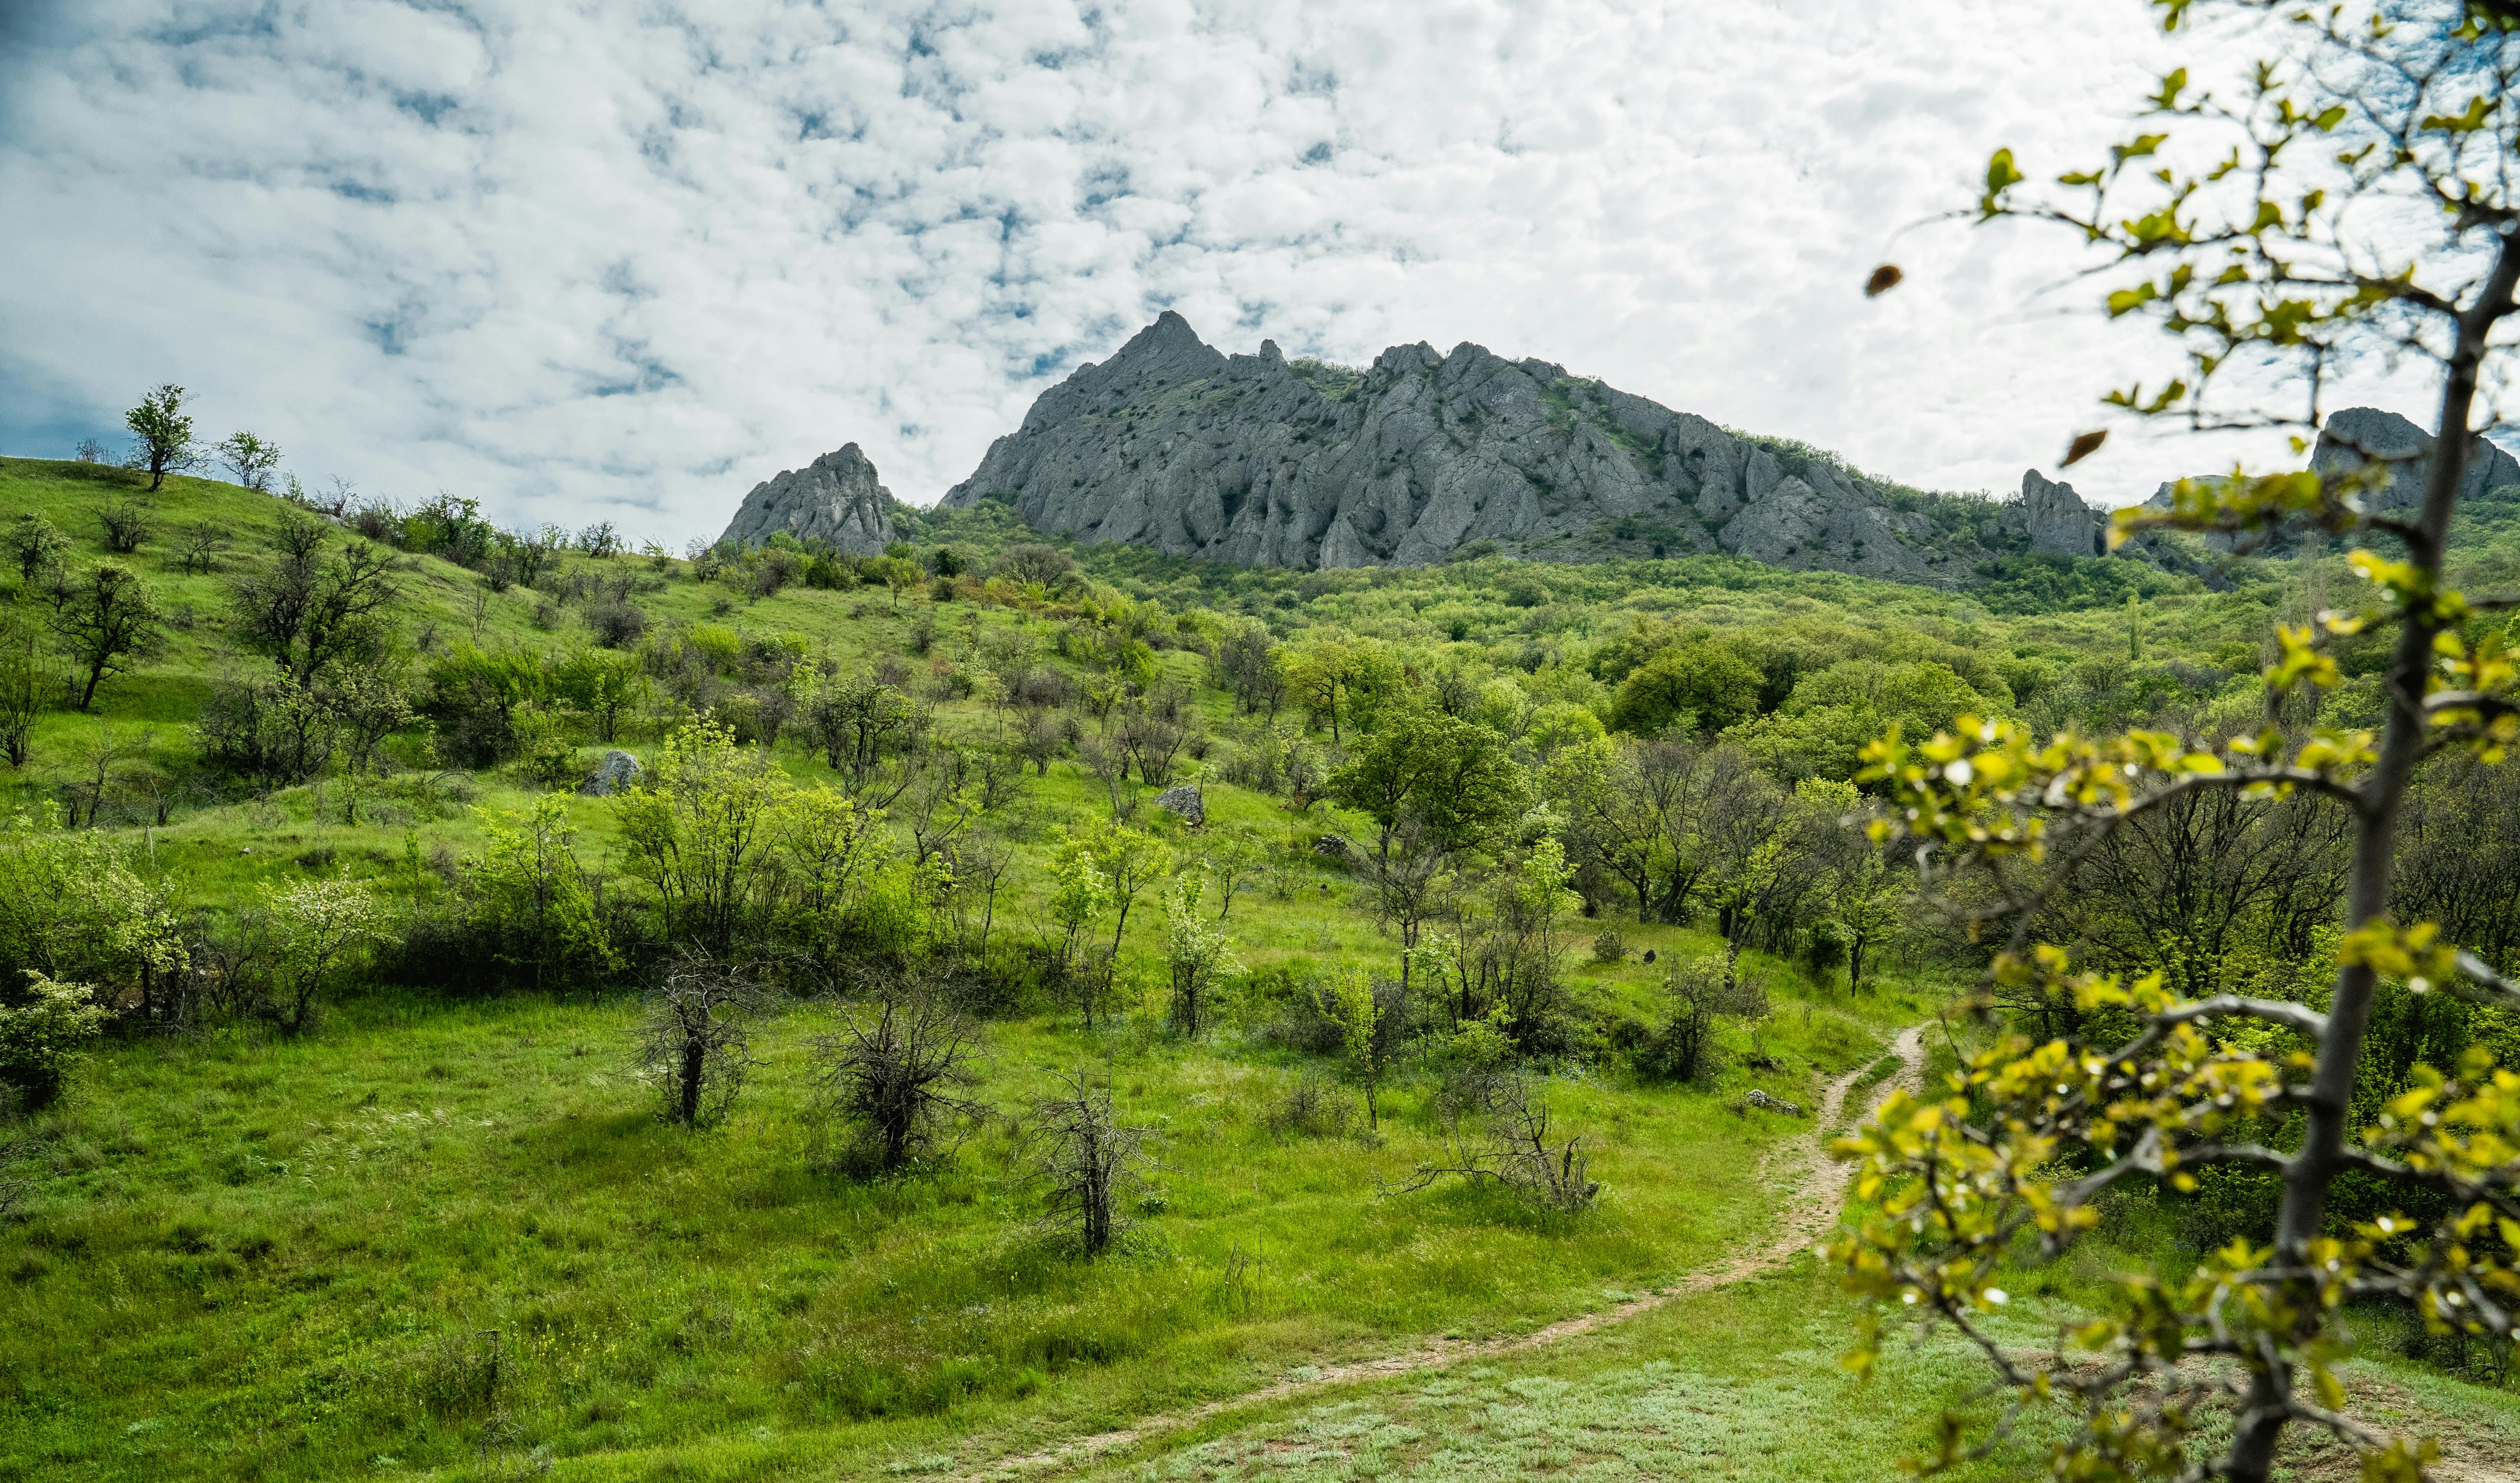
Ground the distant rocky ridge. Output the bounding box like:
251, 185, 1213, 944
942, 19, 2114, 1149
936, 312, 2124, 584
718, 443, 901, 555
730, 317, 2517, 587
2141, 406, 2520, 554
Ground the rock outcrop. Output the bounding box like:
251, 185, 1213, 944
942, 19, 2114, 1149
2309, 406, 2520, 511
2139, 407, 2520, 555
1153, 785, 1206, 826
582, 749, 642, 797
719, 443, 900, 554
940, 312, 2129, 584
2020, 469, 2107, 558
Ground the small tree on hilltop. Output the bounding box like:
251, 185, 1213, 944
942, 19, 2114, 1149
1838, 6, 2520, 1480
123, 384, 197, 491
214, 431, 282, 494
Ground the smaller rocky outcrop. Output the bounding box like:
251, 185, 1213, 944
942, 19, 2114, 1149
583, 749, 642, 796
1154, 785, 1206, 827
2019, 469, 2107, 558
718, 443, 900, 554
2310, 406, 2520, 511
1312, 833, 1357, 864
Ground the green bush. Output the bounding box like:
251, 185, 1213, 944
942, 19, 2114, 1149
0, 973, 108, 1111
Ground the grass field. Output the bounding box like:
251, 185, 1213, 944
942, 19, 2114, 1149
0, 947, 1924, 1481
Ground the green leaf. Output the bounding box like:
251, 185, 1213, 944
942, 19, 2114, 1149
2111, 132, 2169, 167
2422, 95, 2497, 133
1986, 148, 2025, 195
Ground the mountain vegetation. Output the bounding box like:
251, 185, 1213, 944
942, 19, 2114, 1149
7, 6, 2520, 1480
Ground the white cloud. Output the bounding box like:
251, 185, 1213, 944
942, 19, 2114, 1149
0, 0, 2455, 545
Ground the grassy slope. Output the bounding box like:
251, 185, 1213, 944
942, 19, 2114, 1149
2, 958, 1921, 1480
5, 458, 2519, 1479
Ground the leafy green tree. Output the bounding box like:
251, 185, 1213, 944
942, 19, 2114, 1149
1326, 707, 1526, 852
775, 784, 892, 956
1609, 640, 1761, 736
472, 795, 617, 991
1162, 875, 1242, 1038
1286, 637, 1400, 742
1047, 832, 1113, 967
554, 647, 648, 744
1324, 966, 1390, 1130
3, 513, 70, 586
1839, 6, 2520, 1480
46, 562, 161, 711
614, 717, 792, 951
1069, 816, 1164, 957
214, 430, 282, 494
123, 383, 196, 491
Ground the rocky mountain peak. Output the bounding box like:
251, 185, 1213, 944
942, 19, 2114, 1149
2310, 406, 2520, 509
940, 312, 2141, 584
718, 442, 900, 554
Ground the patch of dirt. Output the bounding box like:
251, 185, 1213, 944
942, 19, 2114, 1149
958, 1024, 1931, 1480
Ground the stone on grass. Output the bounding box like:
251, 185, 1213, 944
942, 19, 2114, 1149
583, 749, 642, 796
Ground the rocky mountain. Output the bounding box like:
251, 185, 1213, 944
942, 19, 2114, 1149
2140, 406, 2520, 555
719, 443, 902, 554
939, 312, 2119, 583
2308, 406, 2520, 510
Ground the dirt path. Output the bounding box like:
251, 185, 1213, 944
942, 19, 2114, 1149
961, 1024, 1931, 1481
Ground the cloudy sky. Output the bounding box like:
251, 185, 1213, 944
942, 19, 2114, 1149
0, 0, 2436, 546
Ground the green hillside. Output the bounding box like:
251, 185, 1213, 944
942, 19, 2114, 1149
1, 453, 2516, 1480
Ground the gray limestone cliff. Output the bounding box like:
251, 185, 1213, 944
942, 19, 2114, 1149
719, 443, 901, 554
2142, 407, 2520, 554
940, 312, 2128, 583
2309, 406, 2520, 511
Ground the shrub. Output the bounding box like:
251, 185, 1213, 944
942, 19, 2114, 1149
808, 974, 989, 1175
637, 949, 767, 1129
1022, 1070, 1158, 1255
1591, 928, 1628, 964
1265, 1070, 1353, 1140
0, 973, 108, 1111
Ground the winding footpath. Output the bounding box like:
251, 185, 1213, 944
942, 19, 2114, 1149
962, 1023, 1932, 1481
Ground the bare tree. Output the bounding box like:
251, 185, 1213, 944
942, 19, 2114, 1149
1022, 1070, 1159, 1256
809, 975, 990, 1175
638, 950, 768, 1129
95, 501, 151, 554
1390, 1066, 1599, 1215
229, 514, 402, 686
1118, 699, 1189, 787
47, 562, 162, 711
174, 521, 231, 575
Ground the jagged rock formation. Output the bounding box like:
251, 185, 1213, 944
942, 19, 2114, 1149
2309, 406, 2520, 510
719, 443, 900, 554
2020, 469, 2107, 558
2142, 407, 2520, 555
940, 312, 2113, 583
